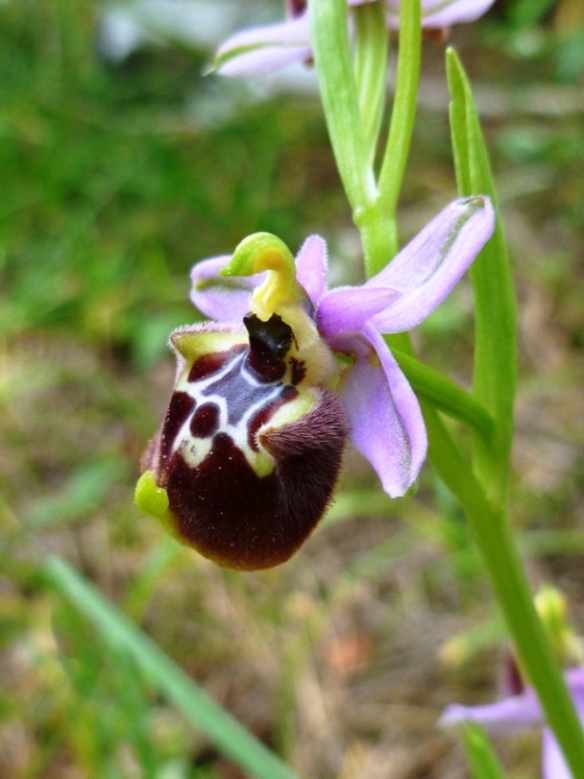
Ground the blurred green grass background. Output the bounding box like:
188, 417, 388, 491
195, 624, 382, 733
2, 1, 584, 777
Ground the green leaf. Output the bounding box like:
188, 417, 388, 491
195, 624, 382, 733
309, 0, 372, 214
353, 1, 389, 168
446, 48, 518, 506
43, 557, 301, 779
462, 724, 507, 779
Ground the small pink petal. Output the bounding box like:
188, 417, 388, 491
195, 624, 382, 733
216, 1, 497, 78
381, 0, 497, 28
440, 688, 543, 733
295, 235, 329, 304
542, 730, 573, 779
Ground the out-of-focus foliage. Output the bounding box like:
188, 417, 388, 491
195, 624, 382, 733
0, 0, 341, 366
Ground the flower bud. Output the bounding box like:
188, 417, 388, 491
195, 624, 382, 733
535, 585, 583, 669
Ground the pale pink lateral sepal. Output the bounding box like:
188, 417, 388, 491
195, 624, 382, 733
190, 255, 261, 322
332, 324, 427, 498
366, 196, 495, 333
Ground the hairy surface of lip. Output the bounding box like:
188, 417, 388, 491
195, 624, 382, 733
142, 313, 347, 570
165, 387, 345, 570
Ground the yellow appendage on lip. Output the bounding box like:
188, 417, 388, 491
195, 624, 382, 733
135, 471, 179, 537
221, 231, 337, 388
220, 232, 303, 321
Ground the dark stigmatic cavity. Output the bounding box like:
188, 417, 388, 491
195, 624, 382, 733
243, 313, 292, 382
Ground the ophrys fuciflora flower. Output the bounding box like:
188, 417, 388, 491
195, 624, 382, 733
136, 197, 494, 570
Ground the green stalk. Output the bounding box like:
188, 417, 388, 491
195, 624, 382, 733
310, 0, 395, 277
355, 200, 397, 279
357, 0, 422, 276
423, 405, 584, 779
462, 724, 507, 779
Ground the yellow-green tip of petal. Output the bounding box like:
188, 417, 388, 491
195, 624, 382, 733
135, 471, 180, 539
135, 471, 170, 520
221, 233, 301, 321
220, 232, 294, 278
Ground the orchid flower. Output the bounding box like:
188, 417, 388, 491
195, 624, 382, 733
214, 0, 497, 77
441, 668, 584, 779
135, 196, 493, 570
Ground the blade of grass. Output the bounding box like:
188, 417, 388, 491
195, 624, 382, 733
43, 556, 301, 779
462, 724, 507, 779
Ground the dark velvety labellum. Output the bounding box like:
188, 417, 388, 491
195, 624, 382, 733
163, 389, 347, 571
144, 315, 348, 570
190, 403, 220, 438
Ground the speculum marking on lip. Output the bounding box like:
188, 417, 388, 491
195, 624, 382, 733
247, 385, 298, 452
168, 335, 300, 470
188, 345, 246, 382
201, 351, 282, 426
190, 403, 220, 438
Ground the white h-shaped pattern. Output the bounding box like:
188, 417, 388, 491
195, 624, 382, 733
173, 350, 287, 469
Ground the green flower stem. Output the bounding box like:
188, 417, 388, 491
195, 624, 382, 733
422, 404, 584, 779
462, 724, 507, 779
353, 1, 389, 167
355, 201, 397, 279
44, 556, 301, 779
309, 0, 374, 215
376, 0, 422, 265
357, 0, 422, 275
